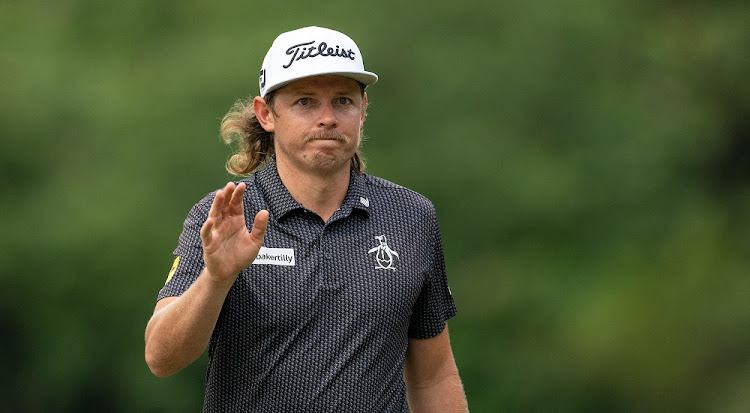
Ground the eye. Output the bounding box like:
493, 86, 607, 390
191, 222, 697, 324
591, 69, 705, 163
297, 98, 310, 106
337, 97, 351, 105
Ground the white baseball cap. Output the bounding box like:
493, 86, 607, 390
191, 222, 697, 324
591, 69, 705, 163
258, 26, 378, 98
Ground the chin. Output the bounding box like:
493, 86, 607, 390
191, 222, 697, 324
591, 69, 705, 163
308, 151, 352, 173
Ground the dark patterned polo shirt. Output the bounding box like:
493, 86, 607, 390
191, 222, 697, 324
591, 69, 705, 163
158, 159, 457, 412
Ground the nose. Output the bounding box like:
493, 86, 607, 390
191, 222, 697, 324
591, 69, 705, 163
318, 102, 337, 128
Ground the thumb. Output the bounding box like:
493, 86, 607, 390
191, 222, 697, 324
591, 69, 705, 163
249, 210, 269, 245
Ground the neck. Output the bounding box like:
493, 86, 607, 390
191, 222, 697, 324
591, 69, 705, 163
275, 157, 351, 222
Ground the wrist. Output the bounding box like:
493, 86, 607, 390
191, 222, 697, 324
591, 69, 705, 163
201, 267, 238, 291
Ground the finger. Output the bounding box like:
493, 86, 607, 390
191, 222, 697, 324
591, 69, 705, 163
208, 187, 226, 220
248, 210, 269, 244
200, 217, 214, 246
209, 182, 234, 219
228, 182, 246, 216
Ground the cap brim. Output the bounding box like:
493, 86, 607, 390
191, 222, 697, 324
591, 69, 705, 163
264, 70, 378, 97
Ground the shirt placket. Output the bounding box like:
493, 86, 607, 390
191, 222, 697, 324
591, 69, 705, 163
317, 207, 353, 290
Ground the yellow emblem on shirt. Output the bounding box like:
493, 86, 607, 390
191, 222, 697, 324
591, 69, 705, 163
165, 256, 180, 284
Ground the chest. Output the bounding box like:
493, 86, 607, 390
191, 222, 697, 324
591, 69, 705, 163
224, 212, 431, 331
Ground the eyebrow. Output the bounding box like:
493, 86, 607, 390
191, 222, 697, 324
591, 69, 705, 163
285, 86, 313, 94
286, 88, 357, 96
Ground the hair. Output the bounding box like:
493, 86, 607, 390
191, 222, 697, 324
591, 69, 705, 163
220, 83, 368, 176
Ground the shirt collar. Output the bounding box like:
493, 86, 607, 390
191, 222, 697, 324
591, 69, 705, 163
256, 159, 303, 220
342, 169, 371, 217
256, 158, 371, 220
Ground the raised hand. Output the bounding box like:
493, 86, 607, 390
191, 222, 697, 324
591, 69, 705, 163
199, 182, 269, 285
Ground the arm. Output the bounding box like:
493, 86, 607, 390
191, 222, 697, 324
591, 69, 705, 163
404, 324, 468, 412
144, 182, 268, 377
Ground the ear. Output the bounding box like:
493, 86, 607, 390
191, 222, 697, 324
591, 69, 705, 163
253, 96, 275, 132
361, 92, 368, 123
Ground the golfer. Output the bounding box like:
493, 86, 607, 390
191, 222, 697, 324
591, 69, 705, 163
145, 26, 467, 412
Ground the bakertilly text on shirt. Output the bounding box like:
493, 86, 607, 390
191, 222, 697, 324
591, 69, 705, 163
252, 247, 296, 266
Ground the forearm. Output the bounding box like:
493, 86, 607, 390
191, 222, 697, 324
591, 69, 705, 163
406, 371, 468, 413
404, 327, 468, 412
145, 268, 234, 377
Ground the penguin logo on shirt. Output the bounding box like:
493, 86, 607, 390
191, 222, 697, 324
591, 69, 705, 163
368, 235, 399, 270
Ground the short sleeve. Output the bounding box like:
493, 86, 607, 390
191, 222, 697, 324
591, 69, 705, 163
407, 210, 457, 339
157, 196, 213, 301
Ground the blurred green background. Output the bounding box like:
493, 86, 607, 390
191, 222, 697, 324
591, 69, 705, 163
2, 0, 749, 411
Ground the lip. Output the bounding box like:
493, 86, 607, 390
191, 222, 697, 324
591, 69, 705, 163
308, 138, 343, 145
305, 133, 348, 143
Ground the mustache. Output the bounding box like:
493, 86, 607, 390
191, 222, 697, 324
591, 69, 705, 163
303, 131, 350, 143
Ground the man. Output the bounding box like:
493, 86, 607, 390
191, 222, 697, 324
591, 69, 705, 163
145, 26, 467, 412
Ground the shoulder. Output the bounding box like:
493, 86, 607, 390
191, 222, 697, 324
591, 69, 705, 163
361, 173, 437, 218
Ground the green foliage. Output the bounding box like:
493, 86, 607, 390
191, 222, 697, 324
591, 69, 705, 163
2, 0, 749, 411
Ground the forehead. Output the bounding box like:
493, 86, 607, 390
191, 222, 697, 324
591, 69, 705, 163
278, 75, 361, 95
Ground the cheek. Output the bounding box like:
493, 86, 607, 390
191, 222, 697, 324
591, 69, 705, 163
341, 109, 365, 128
274, 119, 303, 137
